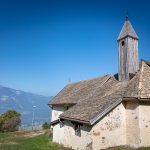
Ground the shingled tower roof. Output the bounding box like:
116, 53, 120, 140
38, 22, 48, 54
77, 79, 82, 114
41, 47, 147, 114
117, 17, 138, 41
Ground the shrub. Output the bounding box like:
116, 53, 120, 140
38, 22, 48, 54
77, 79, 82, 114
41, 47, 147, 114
0, 110, 21, 132
42, 122, 50, 129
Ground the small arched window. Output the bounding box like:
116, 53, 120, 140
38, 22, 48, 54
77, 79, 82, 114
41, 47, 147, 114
122, 41, 125, 46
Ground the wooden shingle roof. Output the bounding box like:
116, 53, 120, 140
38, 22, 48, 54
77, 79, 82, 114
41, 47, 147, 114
60, 77, 128, 125
49, 60, 150, 125
49, 75, 111, 105
118, 17, 138, 41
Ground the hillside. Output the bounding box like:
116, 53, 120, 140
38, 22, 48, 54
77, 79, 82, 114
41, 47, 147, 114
0, 85, 52, 126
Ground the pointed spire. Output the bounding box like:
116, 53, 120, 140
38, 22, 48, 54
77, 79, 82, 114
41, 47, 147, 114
125, 10, 128, 21
117, 17, 138, 41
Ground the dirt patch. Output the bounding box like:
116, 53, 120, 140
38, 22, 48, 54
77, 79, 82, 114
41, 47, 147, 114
0, 142, 18, 145
23, 130, 45, 138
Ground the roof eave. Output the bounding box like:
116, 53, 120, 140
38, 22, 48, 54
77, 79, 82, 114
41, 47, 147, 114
117, 35, 139, 41
89, 98, 123, 125
49, 103, 76, 106
60, 116, 91, 125
122, 97, 139, 101
50, 119, 60, 126
123, 97, 150, 101
60, 98, 123, 126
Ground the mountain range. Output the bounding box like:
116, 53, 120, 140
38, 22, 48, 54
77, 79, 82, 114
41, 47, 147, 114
0, 85, 52, 126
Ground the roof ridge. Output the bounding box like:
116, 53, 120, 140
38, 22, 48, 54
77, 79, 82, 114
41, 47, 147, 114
67, 74, 112, 86
66, 75, 112, 99
74, 76, 119, 104
81, 75, 112, 100
97, 80, 128, 99
49, 74, 113, 105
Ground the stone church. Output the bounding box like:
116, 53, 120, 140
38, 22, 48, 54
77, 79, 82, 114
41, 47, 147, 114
49, 17, 150, 150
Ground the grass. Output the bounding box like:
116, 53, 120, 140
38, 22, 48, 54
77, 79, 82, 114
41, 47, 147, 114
0, 130, 71, 150
1, 131, 150, 150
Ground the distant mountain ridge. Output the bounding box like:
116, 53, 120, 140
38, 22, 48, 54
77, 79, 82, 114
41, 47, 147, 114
0, 85, 52, 125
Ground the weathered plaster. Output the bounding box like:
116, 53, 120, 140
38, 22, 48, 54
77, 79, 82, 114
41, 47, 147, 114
63, 121, 92, 150
51, 106, 66, 121
91, 103, 126, 150
139, 101, 150, 147
52, 103, 126, 150
51, 102, 150, 150
126, 101, 140, 147
51, 106, 66, 144
53, 122, 64, 144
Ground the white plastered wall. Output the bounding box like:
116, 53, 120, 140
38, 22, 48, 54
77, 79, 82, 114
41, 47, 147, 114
91, 103, 126, 150
51, 106, 66, 144
53, 123, 64, 144
54, 103, 126, 150
125, 100, 150, 148
52, 102, 150, 149
63, 121, 92, 150
139, 101, 150, 147
51, 106, 66, 121
126, 101, 140, 147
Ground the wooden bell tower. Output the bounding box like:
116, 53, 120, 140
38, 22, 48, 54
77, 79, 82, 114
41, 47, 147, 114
118, 17, 139, 81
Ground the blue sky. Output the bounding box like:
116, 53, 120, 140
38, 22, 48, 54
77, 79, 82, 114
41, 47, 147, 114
0, 0, 150, 96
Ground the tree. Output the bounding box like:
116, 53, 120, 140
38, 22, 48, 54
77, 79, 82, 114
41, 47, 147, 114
42, 122, 50, 130
0, 110, 21, 132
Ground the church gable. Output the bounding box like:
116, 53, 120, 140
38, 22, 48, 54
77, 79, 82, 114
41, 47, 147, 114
139, 61, 150, 98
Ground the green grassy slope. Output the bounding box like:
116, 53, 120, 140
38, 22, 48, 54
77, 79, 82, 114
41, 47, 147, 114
0, 131, 71, 150
1, 131, 150, 150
